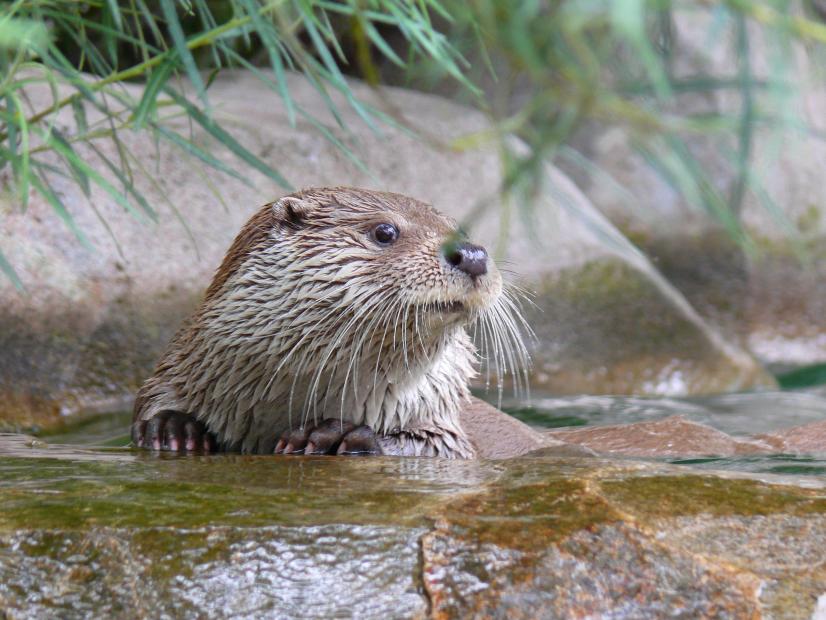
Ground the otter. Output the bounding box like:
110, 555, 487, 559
131, 187, 544, 458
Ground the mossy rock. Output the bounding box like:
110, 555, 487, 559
1, 435, 825, 618
523, 257, 775, 395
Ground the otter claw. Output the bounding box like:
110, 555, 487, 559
132, 410, 216, 454
274, 419, 381, 456
337, 426, 382, 455
275, 427, 311, 454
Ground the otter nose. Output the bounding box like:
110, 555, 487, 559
445, 242, 488, 278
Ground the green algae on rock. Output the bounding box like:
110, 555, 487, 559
2, 435, 826, 618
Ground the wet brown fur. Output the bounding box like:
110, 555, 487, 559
134, 186, 540, 457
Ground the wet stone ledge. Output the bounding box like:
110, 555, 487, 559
1, 435, 825, 619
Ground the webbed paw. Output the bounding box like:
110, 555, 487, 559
132, 410, 217, 453
273, 418, 382, 456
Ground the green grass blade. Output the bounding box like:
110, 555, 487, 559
611, 0, 672, 99
40, 128, 151, 221
0, 247, 24, 292
159, 0, 208, 108
4, 93, 30, 209
360, 16, 404, 66
729, 14, 754, 215
29, 168, 93, 250
50, 128, 91, 196
191, 0, 222, 68
133, 55, 176, 128
32, 161, 126, 259
163, 86, 292, 189
87, 142, 155, 220
70, 97, 88, 134
220, 45, 371, 173
38, 6, 162, 53
152, 123, 252, 185
238, 0, 296, 126
121, 143, 202, 258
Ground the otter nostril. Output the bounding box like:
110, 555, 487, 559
444, 242, 488, 278
446, 249, 463, 268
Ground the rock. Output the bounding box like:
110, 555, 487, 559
561, 11, 826, 369
423, 520, 763, 618
757, 419, 826, 455
523, 257, 773, 395
545, 415, 769, 458
746, 250, 826, 367
2, 437, 825, 618
460, 397, 565, 459
0, 70, 773, 431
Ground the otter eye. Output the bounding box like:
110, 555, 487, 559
371, 223, 399, 246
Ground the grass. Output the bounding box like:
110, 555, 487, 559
1, 0, 826, 288
0, 0, 472, 288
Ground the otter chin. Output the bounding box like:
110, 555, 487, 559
132, 186, 532, 458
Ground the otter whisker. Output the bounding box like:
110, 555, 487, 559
285, 289, 378, 427
306, 290, 391, 421
401, 304, 411, 370
371, 298, 403, 396
493, 301, 523, 399
478, 309, 496, 392
484, 309, 507, 404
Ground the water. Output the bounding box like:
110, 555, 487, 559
26, 389, 826, 479
500, 389, 826, 435
500, 389, 826, 477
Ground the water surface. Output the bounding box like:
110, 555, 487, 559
501, 389, 826, 477
28, 389, 826, 479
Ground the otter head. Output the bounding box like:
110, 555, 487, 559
207, 187, 506, 333
273, 188, 504, 321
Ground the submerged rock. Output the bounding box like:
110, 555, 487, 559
1, 437, 825, 619
545, 415, 770, 458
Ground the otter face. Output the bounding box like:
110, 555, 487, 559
360, 216, 504, 326
267, 188, 503, 333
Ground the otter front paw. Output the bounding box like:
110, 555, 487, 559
274, 418, 382, 456
132, 410, 217, 453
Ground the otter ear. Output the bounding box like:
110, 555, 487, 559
272, 196, 317, 229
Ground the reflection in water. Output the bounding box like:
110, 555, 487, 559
499, 389, 826, 477
13, 388, 826, 479
669, 453, 826, 477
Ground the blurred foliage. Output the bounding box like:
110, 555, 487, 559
0, 0, 469, 287
777, 362, 826, 388
1, 0, 826, 287
410, 1, 826, 251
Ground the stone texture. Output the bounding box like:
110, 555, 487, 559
0, 71, 774, 430
560, 11, 826, 369
2, 437, 826, 619
0, 526, 428, 619
758, 419, 826, 455
546, 415, 770, 458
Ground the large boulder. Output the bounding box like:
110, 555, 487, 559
0, 70, 773, 430
1, 435, 825, 618
564, 11, 826, 368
